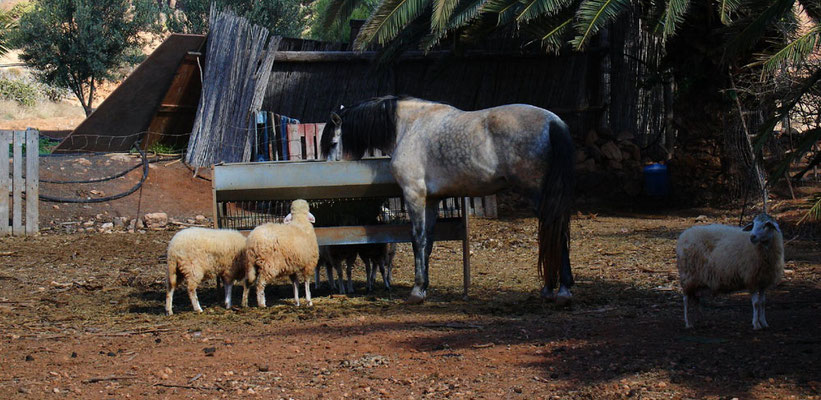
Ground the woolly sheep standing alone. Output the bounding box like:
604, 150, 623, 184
676, 213, 785, 330
165, 227, 247, 315
244, 200, 318, 307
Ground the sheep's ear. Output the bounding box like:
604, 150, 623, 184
742, 222, 754, 231
284, 213, 293, 224
308, 212, 316, 224
766, 221, 781, 233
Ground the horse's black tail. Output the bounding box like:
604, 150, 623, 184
538, 118, 574, 290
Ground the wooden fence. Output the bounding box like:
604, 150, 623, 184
1, 129, 39, 236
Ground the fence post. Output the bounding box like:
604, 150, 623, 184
0, 131, 9, 235
12, 131, 23, 235
25, 128, 39, 235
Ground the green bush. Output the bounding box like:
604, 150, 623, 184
0, 78, 39, 106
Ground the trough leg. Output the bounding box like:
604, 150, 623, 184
364, 259, 374, 293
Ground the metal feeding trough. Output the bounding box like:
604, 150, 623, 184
212, 158, 473, 296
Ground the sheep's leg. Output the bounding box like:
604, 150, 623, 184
757, 290, 768, 328
333, 259, 346, 294
291, 275, 301, 307
304, 279, 313, 307
751, 292, 762, 330
187, 284, 203, 313
314, 265, 321, 290
255, 279, 267, 308
241, 281, 249, 308
683, 295, 693, 329
364, 259, 374, 293
223, 279, 234, 309
345, 259, 354, 294
378, 259, 389, 291
325, 262, 336, 291
165, 286, 175, 316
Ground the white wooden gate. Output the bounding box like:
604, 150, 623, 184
1, 128, 39, 235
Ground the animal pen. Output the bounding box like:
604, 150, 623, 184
212, 123, 497, 297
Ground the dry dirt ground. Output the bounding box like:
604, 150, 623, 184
1, 200, 819, 399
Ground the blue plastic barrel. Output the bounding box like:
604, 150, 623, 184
643, 163, 670, 197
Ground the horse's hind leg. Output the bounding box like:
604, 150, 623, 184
556, 240, 574, 306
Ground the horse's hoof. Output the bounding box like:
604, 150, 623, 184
555, 287, 572, 307
540, 286, 556, 302
406, 288, 426, 304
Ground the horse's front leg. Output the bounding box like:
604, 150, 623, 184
405, 196, 430, 304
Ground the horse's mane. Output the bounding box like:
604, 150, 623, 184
320, 96, 405, 159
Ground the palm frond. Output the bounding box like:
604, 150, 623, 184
480, 0, 521, 26
761, 25, 821, 73
798, 193, 821, 224
768, 127, 821, 185
432, 0, 459, 33
724, 0, 794, 58
571, 0, 631, 50
656, 0, 690, 40
320, 0, 363, 29
798, 0, 821, 22
718, 0, 741, 25
422, 0, 489, 50
516, 0, 573, 24
530, 16, 574, 52
355, 0, 433, 50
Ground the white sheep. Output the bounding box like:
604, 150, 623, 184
676, 213, 785, 330
165, 227, 247, 315
244, 199, 318, 307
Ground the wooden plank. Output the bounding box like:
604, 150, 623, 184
12, 131, 23, 235
287, 124, 302, 160
304, 124, 316, 160
0, 131, 9, 235
25, 128, 38, 235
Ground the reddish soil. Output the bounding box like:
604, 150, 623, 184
1, 166, 819, 400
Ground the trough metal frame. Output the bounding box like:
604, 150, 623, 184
212, 158, 472, 297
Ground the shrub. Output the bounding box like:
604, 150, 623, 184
0, 78, 39, 107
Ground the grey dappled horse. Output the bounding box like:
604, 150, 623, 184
320, 96, 575, 304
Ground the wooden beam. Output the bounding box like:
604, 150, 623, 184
274, 48, 608, 63
25, 128, 38, 235
12, 131, 23, 235
0, 131, 9, 235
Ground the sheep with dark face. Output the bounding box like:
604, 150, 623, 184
676, 213, 785, 330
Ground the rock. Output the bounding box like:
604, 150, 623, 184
90, 190, 104, 197
574, 149, 588, 164
108, 153, 132, 162
617, 131, 635, 142
576, 158, 597, 173
696, 215, 709, 222
52, 205, 60, 210
195, 215, 207, 224
203, 347, 216, 356
25, 355, 33, 361
113, 217, 128, 229
144, 213, 168, 229
600, 141, 623, 161
75, 158, 92, 166
620, 142, 641, 161
100, 223, 114, 233
586, 145, 604, 163
584, 130, 599, 147
82, 220, 95, 227
607, 159, 623, 170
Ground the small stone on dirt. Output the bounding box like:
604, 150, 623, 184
203, 347, 216, 356
25, 355, 33, 361
143, 213, 168, 229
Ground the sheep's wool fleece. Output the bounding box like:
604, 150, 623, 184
167, 228, 247, 281
676, 224, 784, 295
246, 217, 319, 282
